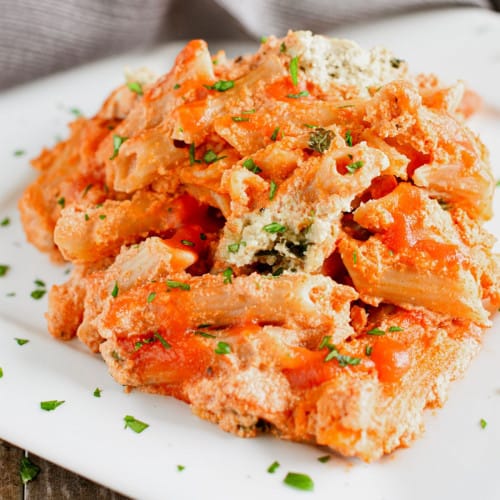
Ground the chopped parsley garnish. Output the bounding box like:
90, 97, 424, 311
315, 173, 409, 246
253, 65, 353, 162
263, 222, 287, 234
286, 90, 309, 99
267, 461, 280, 473
480, 418, 487, 429
194, 330, 216, 339
289, 56, 299, 86
303, 123, 317, 128
365, 345, 373, 356
283, 472, 314, 491
14, 149, 26, 157
270, 127, 280, 141
317, 455, 331, 463
388, 326, 404, 332
496, 179, 500, 188
0, 264, 10, 277
34, 279, 45, 288
0, 367, 3, 378
154, 331, 172, 349
200, 233, 207, 240
40, 400, 65, 411
242, 108, 256, 114
109, 134, 127, 160
269, 180, 278, 200
70, 107, 82, 116
308, 127, 334, 153
204, 80, 235, 92
173, 83, 181, 90
31, 289, 46, 300
322, 339, 361, 366
242, 158, 262, 174
260, 36, 268, 44
166, 280, 191, 291
98, 214, 106, 220
228, 243, 240, 253
127, 81, 143, 95
203, 150, 226, 164
1, 217, 10, 226
189, 143, 200, 165
6, 292, 16, 297
346, 160, 364, 174
232, 116, 250, 122
222, 267, 233, 284
84, 213, 89, 221
124, 415, 149, 433
134, 337, 155, 351
82, 184, 93, 197
111, 281, 119, 298
337, 104, 355, 109
15, 338, 29, 345
367, 328, 385, 336
93, 388, 102, 397
214, 341, 231, 354
181, 239, 194, 247
147, 292, 156, 303
318, 335, 331, 350
280, 42, 286, 53
20, 457, 40, 484
352, 250, 358, 264
57, 197, 65, 208
177, 465, 185, 471
390, 58, 404, 68
345, 130, 353, 147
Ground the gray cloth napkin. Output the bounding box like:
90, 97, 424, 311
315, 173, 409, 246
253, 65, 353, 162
0, 0, 493, 90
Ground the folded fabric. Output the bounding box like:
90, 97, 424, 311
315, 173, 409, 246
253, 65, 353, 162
0, 0, 493, 89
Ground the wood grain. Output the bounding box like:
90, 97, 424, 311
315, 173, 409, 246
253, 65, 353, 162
1, 440, 129, 500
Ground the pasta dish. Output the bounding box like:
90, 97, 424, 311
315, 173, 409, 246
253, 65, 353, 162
19, 31, 499, 461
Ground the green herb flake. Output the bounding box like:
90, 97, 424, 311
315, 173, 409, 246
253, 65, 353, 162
496, 179, 500, 188
14, 149, 26, 157
324, 345, 361, 367
0, 367, 3, 378
203, 149, 226, 164
267, 461, 280, 473
228, 243, 240, 253
93, 387, 102, 397
365, 345, 373, 356
30, 289, 46, 300
34, 279, 45, 288
337, 104, 355, 109
352, 250, 357, 264
204, 80, 235, 92
181, 239, 195, 247
303, 123, 317, 128
154, 331, 172, 349
242, 108, 256, 114
232, 116, 250, 122
1, 217, 10, 226
177, 465, 185, 471
269, 180, 278, 200
317, 455, 331, 463
280, 42, 286, 53
194, 330, 216, 339
40, 400, 65, 411
242, 158, 262, 174
6, 292, 16, 297
199, 233, 207, 240
82, 184, 93, 197
222, 267, 233, 284
188, 143, 201, 165
283, 472, 314, 491
109, 134, 127, 160
147, 292, 157, 303
127, 81, 143, 95
173, 83, 181, 90
480, 418, 487, 429
289, 56, 299, 86
270, 127, 280, 141
345, 130, 353, 147
0, 264, 10, 277
367, 328, 385, 336
124, 415, 149, 433
56, 197, 65, 208
84, 213, 90, 221
15, 338, 29, 346
20, 457, 40, 484
70, 107, 82, 116
109, 281, 119, 298
318, 335, 332, 350
286, 90, 309, 99
263, 222, 287, 234
260, 36, 268, 44
215, 341, 231, 355
166, 280, 191, 291
388, 326, 404, 332
346, 160, 364, 174
308, 127, 334, 154
390, 58, 404, 69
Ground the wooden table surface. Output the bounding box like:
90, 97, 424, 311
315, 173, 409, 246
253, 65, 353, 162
0, 439, 129, 499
